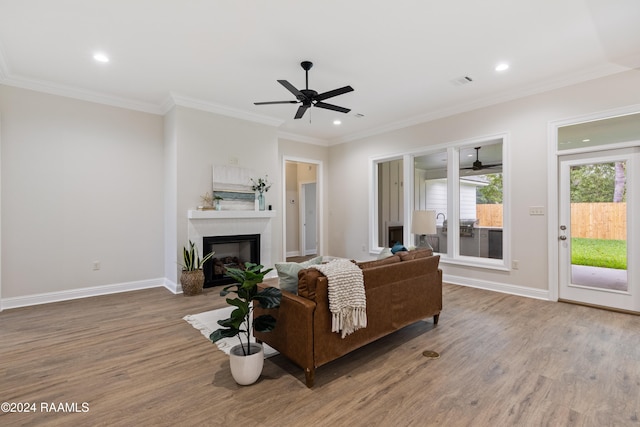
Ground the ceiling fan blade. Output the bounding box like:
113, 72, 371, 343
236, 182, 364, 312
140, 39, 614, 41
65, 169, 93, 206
294, 105, 309, 119
278, 80, 303, 98
254, 100, 298, 105
460, 163, 503, 170
314, 101, 351, 114
315, 85, 354, 101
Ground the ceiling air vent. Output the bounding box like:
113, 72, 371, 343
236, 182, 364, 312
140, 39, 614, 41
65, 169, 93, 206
451, 76, 474, 86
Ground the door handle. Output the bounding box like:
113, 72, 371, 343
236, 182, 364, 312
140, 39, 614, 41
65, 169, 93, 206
559, 225, 568, 240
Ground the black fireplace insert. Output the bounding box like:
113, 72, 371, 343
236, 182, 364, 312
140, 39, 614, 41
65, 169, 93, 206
203, 234, 260, 287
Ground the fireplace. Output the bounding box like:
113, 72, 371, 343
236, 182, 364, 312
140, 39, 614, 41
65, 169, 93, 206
203, 234, 260, 287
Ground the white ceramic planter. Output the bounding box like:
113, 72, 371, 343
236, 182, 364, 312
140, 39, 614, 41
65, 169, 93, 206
229, 343, 264, 385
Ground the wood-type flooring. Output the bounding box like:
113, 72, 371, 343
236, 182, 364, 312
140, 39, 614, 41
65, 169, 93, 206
1, 283, 639, 426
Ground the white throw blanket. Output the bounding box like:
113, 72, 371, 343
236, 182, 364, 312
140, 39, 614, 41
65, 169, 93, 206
311, 259, 367, 338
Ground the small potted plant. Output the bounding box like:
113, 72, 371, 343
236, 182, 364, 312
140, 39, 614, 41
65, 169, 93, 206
210, 262, 281, 385
213, 195, 223, 210
180, 240, 215, 296
251, 175, 271, 211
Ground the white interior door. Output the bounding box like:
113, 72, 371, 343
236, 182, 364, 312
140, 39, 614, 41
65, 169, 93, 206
558, 148, 638, 311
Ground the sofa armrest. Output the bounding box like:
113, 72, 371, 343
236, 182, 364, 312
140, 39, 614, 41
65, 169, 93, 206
253, 289, 316, 375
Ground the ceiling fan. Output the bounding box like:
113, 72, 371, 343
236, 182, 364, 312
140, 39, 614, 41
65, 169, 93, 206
254, 61, 354, 120
461, 147, 503, 171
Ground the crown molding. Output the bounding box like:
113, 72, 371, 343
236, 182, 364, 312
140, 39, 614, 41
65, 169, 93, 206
331, 62, 629, 145
1, 57, 629, 145
277, 131, 329, 146
0, 72, 284, 129
169, 93, 285, 127
159, 94, 176, 115
1, 74, 164, 114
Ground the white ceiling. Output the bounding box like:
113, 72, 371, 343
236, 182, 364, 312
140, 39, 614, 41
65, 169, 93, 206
1, 0, 639, 145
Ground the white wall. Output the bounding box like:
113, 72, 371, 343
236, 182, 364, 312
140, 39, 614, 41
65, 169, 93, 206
327, 70, 640, 294
0, 85, 165, 299
166, 106, 281, 283
0, 112, 3, 311
0, 87, 314, 305
3, 70, 638, 304
163, 108, 178, 287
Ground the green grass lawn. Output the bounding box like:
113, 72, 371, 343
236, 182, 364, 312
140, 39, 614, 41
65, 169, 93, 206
572, 238, 627, 269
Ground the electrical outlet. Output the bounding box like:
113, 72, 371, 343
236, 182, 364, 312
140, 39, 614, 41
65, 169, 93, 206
512, 260, 519, 270
93, 261, 101, 271
529, 206, 545, 216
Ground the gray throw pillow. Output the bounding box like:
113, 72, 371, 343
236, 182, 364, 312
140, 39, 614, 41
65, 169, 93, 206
275, 256, 323, 294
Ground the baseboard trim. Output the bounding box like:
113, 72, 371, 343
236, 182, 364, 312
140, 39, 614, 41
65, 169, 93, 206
0, 274, 551, 310
163, 278, 180, 295
443, 274, 550, 301
1, 278, 171, 310
286, 250, 301, 258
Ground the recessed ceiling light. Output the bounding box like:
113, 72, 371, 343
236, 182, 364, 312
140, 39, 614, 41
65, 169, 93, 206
93, 53, 109, 63
495, 63, 509, 72
582, 138, 591, 142
333, 120, 342, 125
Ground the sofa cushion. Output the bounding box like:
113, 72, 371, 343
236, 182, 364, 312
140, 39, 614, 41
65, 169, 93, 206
356, 255, 401, 270
399, 248, 433, 261
275, 256, 323, 294
297, 268, 326, 299
421, 254, 441, 273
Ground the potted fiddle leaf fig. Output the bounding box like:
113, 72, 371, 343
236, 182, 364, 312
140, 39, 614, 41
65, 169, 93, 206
180, 240, 215, 296
210, 262, 281, 385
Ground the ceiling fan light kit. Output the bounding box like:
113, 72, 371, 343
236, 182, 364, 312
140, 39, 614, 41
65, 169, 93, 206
254, 61, 354, 120
461, 146, 503, 171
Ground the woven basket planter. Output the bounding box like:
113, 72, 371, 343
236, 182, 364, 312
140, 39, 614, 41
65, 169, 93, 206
180, 270, 205, 296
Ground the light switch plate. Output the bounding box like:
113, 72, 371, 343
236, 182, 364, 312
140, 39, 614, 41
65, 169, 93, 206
529, 206, 545, 216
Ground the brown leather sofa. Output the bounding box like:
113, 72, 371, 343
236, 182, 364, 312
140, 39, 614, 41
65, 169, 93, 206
254, 249, 442, 387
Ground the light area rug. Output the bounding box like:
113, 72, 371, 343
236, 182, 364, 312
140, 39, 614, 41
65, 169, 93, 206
183, 306, 278, 358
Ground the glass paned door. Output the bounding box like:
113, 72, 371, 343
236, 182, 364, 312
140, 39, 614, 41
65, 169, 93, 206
558, 149, 637, 311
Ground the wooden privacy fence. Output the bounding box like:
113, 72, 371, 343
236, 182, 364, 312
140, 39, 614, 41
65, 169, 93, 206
570, 202, 626, 240
476, 203, 627, 240
476, 205, 503, 227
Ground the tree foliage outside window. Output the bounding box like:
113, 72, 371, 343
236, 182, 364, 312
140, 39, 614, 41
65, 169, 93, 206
476, 173, 503, 204
570, 162, 626, 203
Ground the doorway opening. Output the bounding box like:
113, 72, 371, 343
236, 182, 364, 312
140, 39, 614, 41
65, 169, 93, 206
551, 109, 640, 312
283, 158, 322, 261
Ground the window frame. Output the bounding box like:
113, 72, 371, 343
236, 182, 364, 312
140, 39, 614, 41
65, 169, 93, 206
370, 133, 511, 271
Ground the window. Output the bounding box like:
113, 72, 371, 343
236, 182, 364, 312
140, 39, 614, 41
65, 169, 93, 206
458, 142, 503, 261
373, 157, 405, 249
413, 150, 447, 254
372, 135, 509, 270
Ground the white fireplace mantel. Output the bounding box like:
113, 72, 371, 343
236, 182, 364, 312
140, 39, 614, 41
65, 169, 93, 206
186, 209, 276, 272
188, 210, 276, 219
